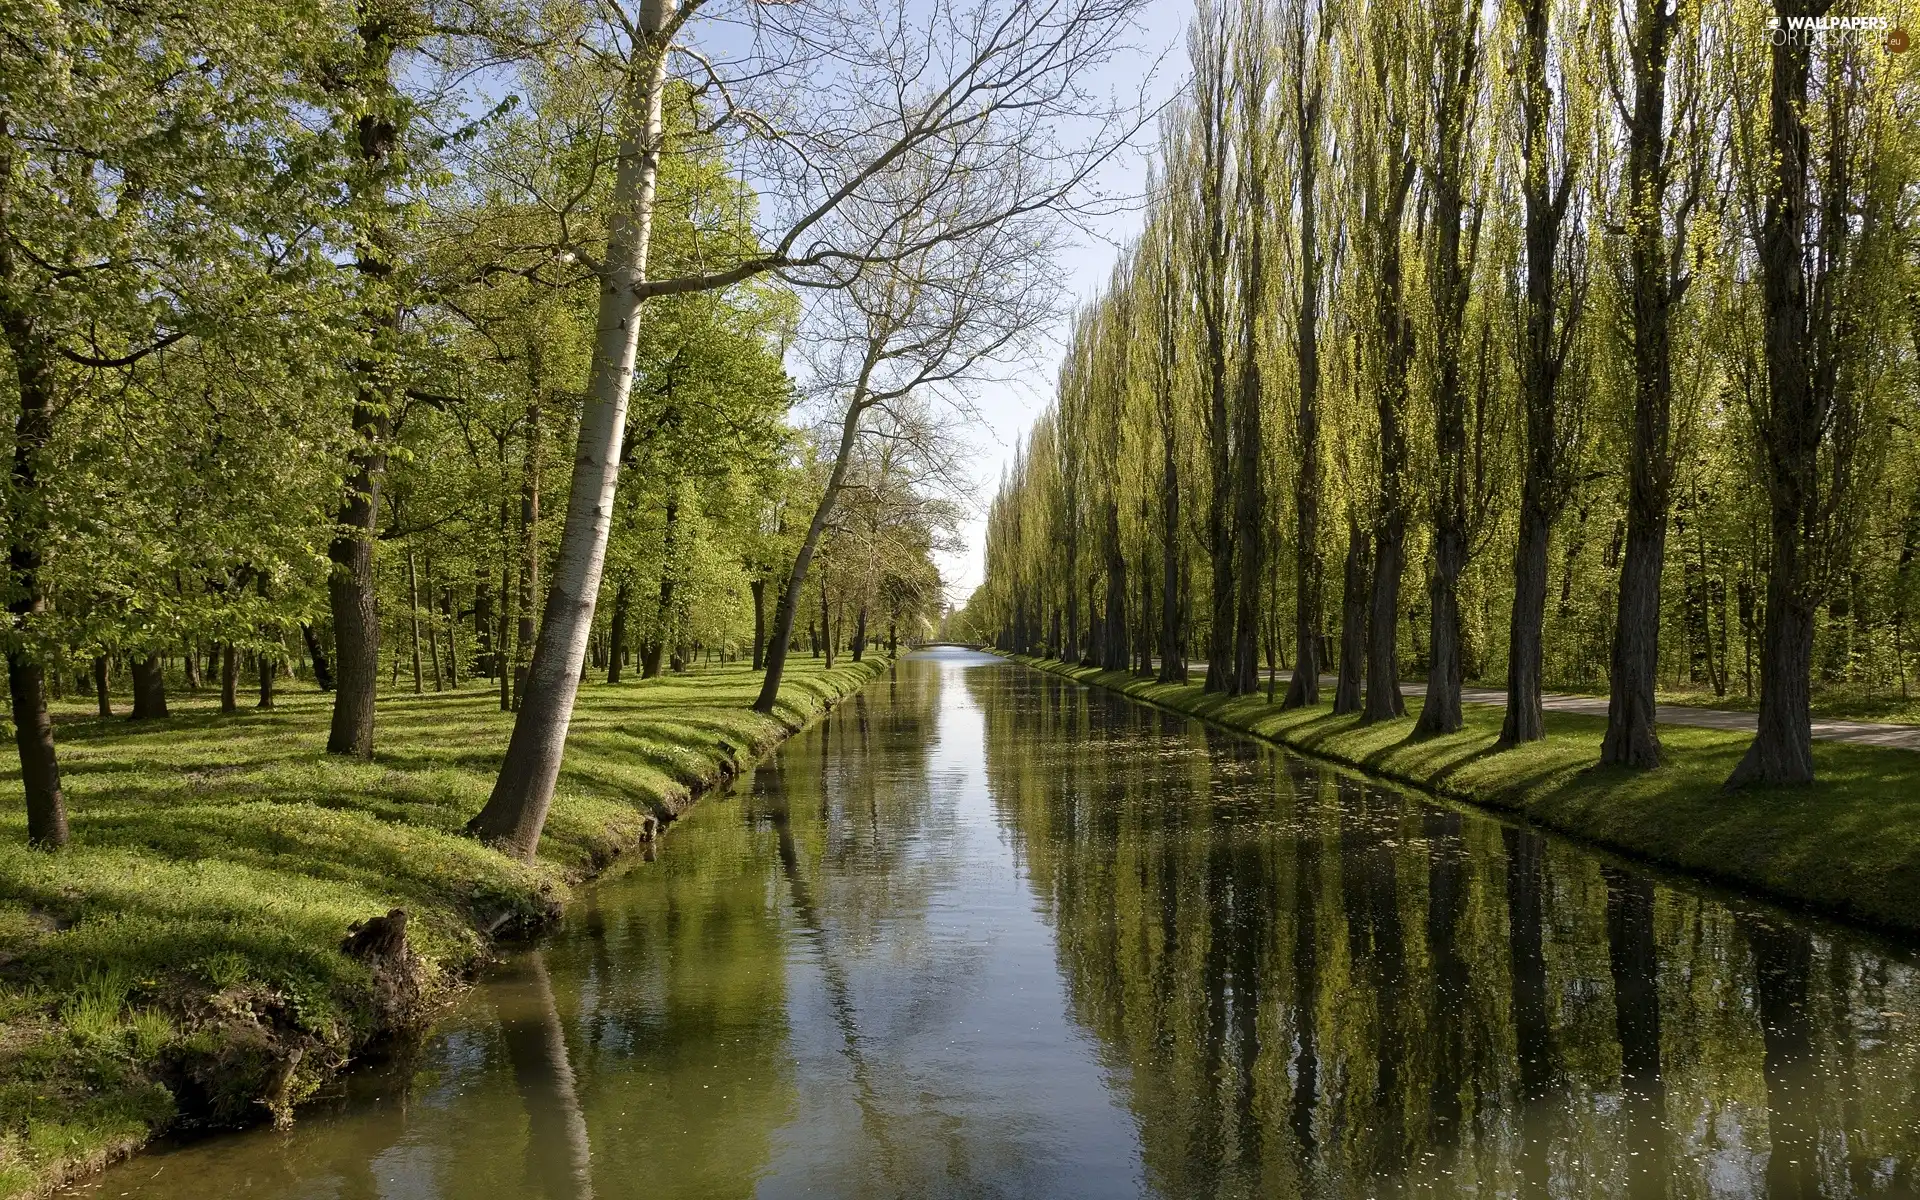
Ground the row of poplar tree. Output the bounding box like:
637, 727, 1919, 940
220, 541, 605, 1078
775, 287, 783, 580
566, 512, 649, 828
2, 0, 967, 853
970, 0, 1917, 785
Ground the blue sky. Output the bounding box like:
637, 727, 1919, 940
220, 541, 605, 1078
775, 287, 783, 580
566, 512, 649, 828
932, 0, 1193, 608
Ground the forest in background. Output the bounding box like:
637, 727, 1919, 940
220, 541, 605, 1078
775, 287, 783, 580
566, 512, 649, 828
966, 0, 1919, 785
1, 0, 1155, 859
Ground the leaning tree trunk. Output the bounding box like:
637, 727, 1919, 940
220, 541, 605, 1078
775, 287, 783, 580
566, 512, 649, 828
129, 656, 169, 720
754, 364, 877, 713
467, 6, 675, 859
301, 624, 334, 691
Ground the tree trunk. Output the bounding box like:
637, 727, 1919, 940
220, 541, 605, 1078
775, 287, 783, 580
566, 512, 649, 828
1102, 504, 1128, 672
607, 579, 630, 684
129, 656, 169, 720
6, 653, 65, 848
1362, 157, 1415, 724
301, 624, 334, 691
1503, 0, 1577, 747
1418, 525, 1467, 737
325, 11, 402, 760
642, 491, 678, 679
1414, 65, 1476, 738
92, 656, 111, 718
1, 125, 68, 847
1502, 507, 1552, 743
468, 8, 676, 859
754, 362, 878, 714
1335, 517, 1368, 716
1157, 386, 1185, 685
1199, 26, 1235, 696
407, 545, 424, 695
1364, 508, 1407, 722
258, 641, 276, 710
183, 641, 203, 692
1728, 0, 1825, 788
498, 496, 514, 712
851, 605, 867, 662
426, 554, 444, 691
1230, 129, 1266, 698
750, 578, 768, 670
1284, 29, 1325, 710
819, 582, 836, 670
512, 374, 542, 710
221, 644, 239, 713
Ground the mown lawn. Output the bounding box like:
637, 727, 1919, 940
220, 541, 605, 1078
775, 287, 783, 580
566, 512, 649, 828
1014, 656, 1920, 935
0, 658, 884, 1197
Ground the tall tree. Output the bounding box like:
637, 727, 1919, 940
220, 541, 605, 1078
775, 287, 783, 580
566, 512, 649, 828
1598, 0, 1705, 768
469, 0, 1145, 859
1412, 0, 1487, 737
1358, 4, 1416, 724
1281, 0, 1331, 710
1725, 0, 1890, 786
1501, 0, 1589, 745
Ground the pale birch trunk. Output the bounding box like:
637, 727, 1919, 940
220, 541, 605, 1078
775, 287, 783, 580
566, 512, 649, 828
468, 3, 674, 858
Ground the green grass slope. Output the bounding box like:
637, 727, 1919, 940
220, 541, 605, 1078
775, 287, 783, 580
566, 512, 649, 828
0, 658, 884, 1196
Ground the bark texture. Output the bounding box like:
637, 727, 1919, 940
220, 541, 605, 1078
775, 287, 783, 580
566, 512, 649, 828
1501, 0, 1579, 747
1362, 154, 1415, 724
1727, 0, 1836, 788
129, 656, 168, 720
468, 6, 675, 859
1334, 519, 1369, 715
326, 14, 400, 760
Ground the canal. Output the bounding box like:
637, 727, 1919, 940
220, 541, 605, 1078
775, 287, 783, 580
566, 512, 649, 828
79, 648, 1920, 1197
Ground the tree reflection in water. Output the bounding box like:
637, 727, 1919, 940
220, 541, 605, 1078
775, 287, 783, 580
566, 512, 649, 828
974, 660, 1920, 1199
72, 655, 1920, 1200
498, 952, 593, 1199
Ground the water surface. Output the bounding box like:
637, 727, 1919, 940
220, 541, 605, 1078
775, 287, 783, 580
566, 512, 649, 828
79, 649, 1920, 1197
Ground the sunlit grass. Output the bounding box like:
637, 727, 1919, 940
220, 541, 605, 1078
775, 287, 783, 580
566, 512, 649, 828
1015, 655, 1920, 935
0, 657, 884, 1196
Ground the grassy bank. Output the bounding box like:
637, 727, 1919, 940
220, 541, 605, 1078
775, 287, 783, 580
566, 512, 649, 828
1010, 654, 1920, 936
0, 657, 885, 1197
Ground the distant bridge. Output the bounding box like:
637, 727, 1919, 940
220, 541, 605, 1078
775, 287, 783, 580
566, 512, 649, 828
911, 641, 988, 651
